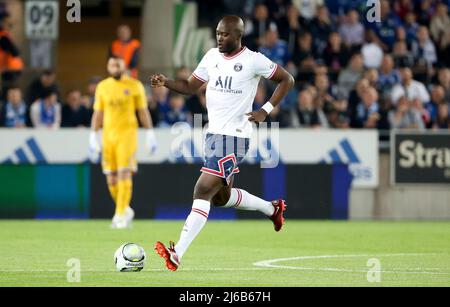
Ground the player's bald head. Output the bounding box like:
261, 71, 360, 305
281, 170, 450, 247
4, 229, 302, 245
216, 16, 244, 54
217, 16, 244, 37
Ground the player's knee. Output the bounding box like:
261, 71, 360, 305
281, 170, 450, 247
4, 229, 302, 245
211, 191, 230, 207
107, 174, 118, 186
193, 181, 215, 201
118, 170, 132, 181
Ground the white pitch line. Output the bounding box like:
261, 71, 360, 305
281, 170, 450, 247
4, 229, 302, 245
1, 254, 448, 275
253, 253, 450, 275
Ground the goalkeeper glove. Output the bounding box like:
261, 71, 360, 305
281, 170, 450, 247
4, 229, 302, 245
146, 129, 157, 155
89, 131, 101, 162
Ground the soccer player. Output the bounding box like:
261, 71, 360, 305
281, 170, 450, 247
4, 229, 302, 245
150, 16, 294, 271
90, 56, 157, 229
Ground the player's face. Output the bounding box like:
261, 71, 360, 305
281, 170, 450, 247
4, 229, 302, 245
216, 23, 238, 54
107, 58, 126, 78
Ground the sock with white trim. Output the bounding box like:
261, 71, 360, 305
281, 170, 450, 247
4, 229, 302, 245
222, 188, 274, 216
175, 199, 210, 260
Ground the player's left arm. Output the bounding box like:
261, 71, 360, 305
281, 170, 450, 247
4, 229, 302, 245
136, 82, 157, 154
137, 108, 157, 154
136, 107, 153, 129
247, 65, 295, 123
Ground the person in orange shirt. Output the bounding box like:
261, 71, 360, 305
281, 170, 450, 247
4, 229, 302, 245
0, 11, 24, 100
110, 25, 140, 78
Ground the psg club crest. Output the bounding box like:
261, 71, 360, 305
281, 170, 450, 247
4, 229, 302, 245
234, 63, 243, 72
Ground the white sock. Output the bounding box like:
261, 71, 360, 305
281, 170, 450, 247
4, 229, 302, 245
223, 188, 274, 216
175, 199, 210, 260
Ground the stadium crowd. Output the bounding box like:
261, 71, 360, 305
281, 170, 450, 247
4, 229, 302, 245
1, 0, 450, 130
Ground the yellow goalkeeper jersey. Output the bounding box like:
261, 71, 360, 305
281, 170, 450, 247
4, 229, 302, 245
93, 75, 147, 134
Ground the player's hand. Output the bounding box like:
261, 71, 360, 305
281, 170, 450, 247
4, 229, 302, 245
246, 109, 268, 123
150, 74, 167, 88
145, 129, 157, 155
88, 131, 101, 162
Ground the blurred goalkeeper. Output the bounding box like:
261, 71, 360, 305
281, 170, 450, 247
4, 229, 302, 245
90, 56, 157, 229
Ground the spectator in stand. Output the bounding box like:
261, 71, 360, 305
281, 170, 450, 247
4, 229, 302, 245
327, 98, 350, 129
323, 0, 362, 19
396, 26, 408, 47
378, 54, 401, 99
361, 29, 384, 69
348, 78, 370, 119
309, 5, 333, 56
338, 9, 365, 50
430, 2, 450, 66
265, 0, 292, 21
411, 97, 431, 127
351, 86, 380, 128
110, 25, 140, 78
293, 0, 324, 22
415, 0, 434, 27
291, 89, 328, 128
258, 27, 290, 67
391, 67, 430, 106
151, 85, 170, 124
277, 5, 305, 55
392, 40, 415, 68
322, 31, 350, 72
244, 4, 275, 51
314, 72, 336, 114
30, 88, 61, 129
433, 102, 450, 129
291, 31, 316, 82
388, 95, 425, 130
158, 94, 192, 127
394, 0, 414, 21
337, 53, 364, 99
411, 26, 437, 68
404, 12, 419, 45
364, 68, 380, 90
313, 62, 329, 76
436, 67, 450, 102
0, 87, 27, 128
425, 85, 447, 127
366, 0, 402, 52
82, 76, 101, 109
61, 89, 92, 127
222, 0, 248, 16
25, 69, 59, 105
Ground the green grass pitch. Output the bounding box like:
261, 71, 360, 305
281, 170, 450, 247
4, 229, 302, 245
0, 220, 449, 286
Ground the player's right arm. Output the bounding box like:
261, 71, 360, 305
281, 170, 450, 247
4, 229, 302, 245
90, 110, 103, 131
89, 83, 104, 154
149, 74, 204, 95
150, 49, 210, 94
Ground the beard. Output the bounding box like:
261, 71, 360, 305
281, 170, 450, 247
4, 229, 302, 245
219, 41, 238, 54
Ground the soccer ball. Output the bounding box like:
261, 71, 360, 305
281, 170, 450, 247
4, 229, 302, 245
114, 243, 146, 272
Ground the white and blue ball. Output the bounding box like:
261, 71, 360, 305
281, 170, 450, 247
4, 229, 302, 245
114, 243, 146, 272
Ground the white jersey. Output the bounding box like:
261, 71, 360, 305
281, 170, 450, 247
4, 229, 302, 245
192, 47, 278, 138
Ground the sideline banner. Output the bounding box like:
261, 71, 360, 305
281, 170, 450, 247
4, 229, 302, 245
391, 131, 450, 184
0, 128, 378, 187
